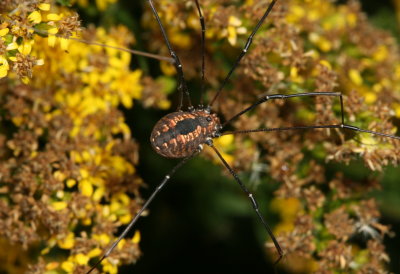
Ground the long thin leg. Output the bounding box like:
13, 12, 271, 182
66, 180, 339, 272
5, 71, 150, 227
222, 92, 341, 129
147, 0, 192, 111
69, 37, 175, 63
86, 151, 199, 274
207, 141, 284, 265
220, 91, 400, 141
209, 0, 278, 107
194, 0, 206, 106
221, 124, 400, 140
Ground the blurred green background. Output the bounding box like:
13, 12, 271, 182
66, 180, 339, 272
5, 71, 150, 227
79, 0, 400, 273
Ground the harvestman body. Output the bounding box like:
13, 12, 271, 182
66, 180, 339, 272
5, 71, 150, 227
86, 0, 400, 273
150, 110, 221, 158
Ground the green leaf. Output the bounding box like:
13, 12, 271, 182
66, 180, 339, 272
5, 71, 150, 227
56, 0, 72, 6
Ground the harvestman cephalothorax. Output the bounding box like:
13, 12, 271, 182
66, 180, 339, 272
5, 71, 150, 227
83, 0, 400, 272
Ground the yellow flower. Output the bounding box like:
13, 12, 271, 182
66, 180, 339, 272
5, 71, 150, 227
66, 178, 76, 188
216, 134, 234, 147
348, 69, 363, 86
47, 13, 62, 21
75, 253, 90, 265
102, 261, 118, 274
47, 27, 59, 47
0, 28, 9, 36
0, 56, 9, 78
132, 230, 141, 244
61, 261, 75, 273
80, 179, 94, 197
46, 261, 59, 270
160, 61, 176, 76
6, 42, 18, 51
28, 11, 42, 24
372, 45, 389, 62
93, 186, 105, 201
319, 59, 332, 70
38, 3, 51, 11
93, 233, 111, 245
52, 201, 68, 211
309, 32, 332, 52
119, 213, 132, 224
87, 248, 102, 258
227, 16, 247, 45
364, 92, 377, 104
58, 232, 75, 249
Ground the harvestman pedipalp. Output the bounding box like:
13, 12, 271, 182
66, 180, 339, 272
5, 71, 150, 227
87, 0, 400, 272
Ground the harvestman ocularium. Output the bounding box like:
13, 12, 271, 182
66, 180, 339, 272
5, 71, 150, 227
87, 0, 400, 272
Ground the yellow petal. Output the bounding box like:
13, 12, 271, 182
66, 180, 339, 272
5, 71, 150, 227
75, 253, 89, 265
348, 69, 363, 86
21, 76, 30, 84
290, 66, 298, 78
80, 179, 93, 197
52, 201, 68, 211
82, 217, 92, 225
61, 261, 74, 272
41, 246, 51, 255
160, 61, 176, 76
373, 45, 388, 62
93, 186, 105, 201
58, 232, 75, 249
132, 230, 141, 244
102, 262, 118, 274
0, 66, 8, 78
53, 170, 66, 181
227, 26, 237, 45
6, 42, 18, 51
117, 239, 126, 250
39, 3, 51, 11
216, 134, 234, 147
87, 248, 102, 258
228, 16, 242, 27
119, 213, 132, 224
60, 37, 70, 50
365, 92, 377, 104
0, 28, 9, 36
94, 233, 111, 245
121, 93, 132, 108
158, 99, 171, 110
35, 59, 44, 66
28, 11, 42, 24
47, 13, 61, 21
47, 27, 58, 35
116, 193, 130, 206
48, 35, 56, 47
66, 178, 76, 188
46, 262, 59, 270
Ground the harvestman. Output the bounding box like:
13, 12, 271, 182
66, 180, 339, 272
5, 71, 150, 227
87, 0, 400, 272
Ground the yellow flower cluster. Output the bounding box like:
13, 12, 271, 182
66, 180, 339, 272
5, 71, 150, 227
1, 1, 144, 273
206, 14, 247, 46
36, 30, 141, 273
285, 0, 400, 110
143, 0, 247, 51
0, 2, 81, 83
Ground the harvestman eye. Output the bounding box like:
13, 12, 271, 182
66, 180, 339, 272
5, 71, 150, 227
85, 0, 400, 273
